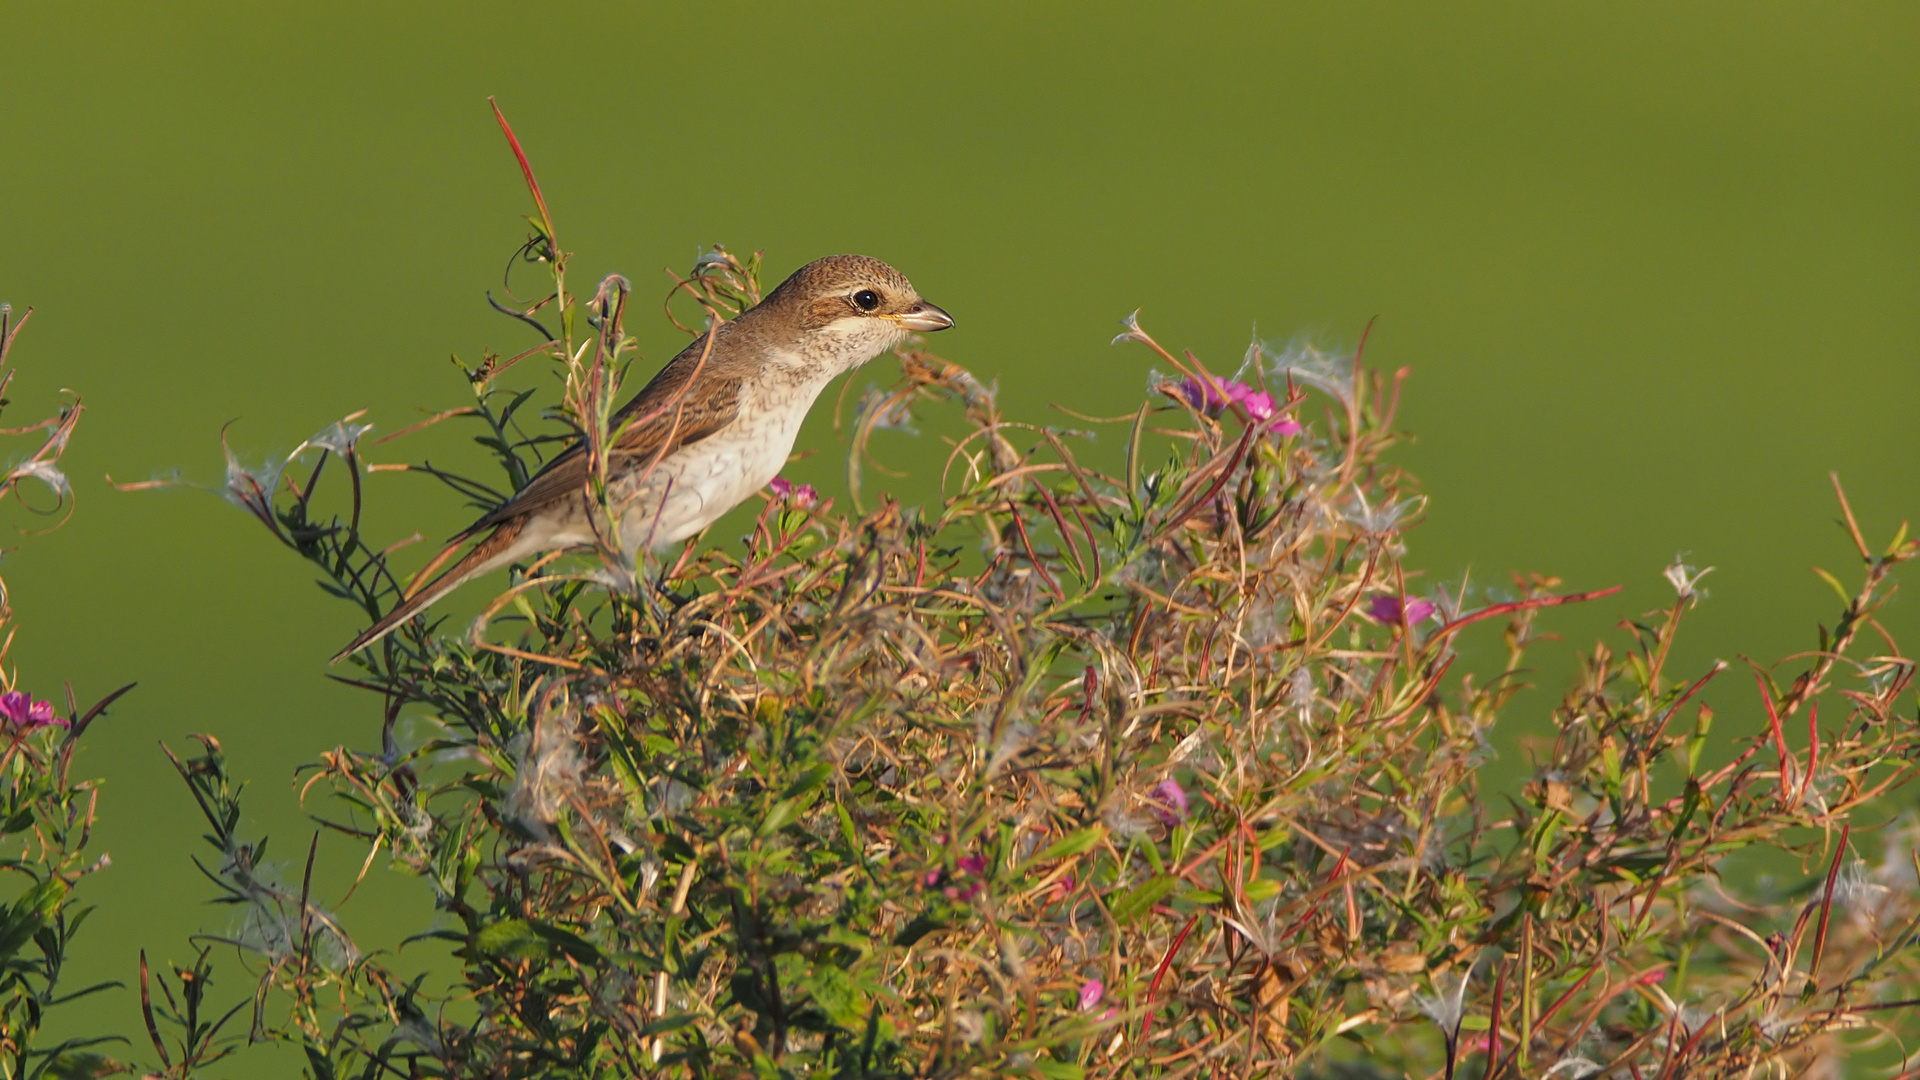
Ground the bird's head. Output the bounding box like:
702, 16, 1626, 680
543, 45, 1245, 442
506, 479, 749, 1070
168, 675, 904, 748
763, 254, 953, 366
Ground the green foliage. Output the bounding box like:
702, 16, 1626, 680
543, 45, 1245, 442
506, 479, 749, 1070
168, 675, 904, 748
0, 308, 130, 1079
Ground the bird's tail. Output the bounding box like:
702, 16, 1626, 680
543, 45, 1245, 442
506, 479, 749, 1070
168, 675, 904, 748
330, 517, 529, 664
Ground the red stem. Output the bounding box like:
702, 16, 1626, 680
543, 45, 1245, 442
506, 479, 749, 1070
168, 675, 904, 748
1799, 702, 1820, 806
1753, 670, 1793, 803
488, 97, 555, 243
1436, 585, 1623, 638
1141, 914, 1199, 1042
1808, 823, 1852, 986
1483, 961, 1507, 1080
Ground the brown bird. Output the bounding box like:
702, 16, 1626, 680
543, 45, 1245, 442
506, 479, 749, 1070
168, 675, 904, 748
333, 254, 952, 662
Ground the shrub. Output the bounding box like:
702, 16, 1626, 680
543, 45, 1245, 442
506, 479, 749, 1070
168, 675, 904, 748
0, 305, 135, 1079
139, 112, 1920, 1079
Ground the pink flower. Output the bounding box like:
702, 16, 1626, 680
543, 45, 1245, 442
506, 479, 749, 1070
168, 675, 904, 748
1078, 979, 1104, 1011
1175, 377, 1259, 417
767, 477, 817, 508
1049, 874, 1075, 903
1239, 391, 1305, 435
1367, 595, 1437, 626
0, 691, 61, 732
1151, 778, 1189, 825
929, 853, 990, 902
1176, 379, 1304, 434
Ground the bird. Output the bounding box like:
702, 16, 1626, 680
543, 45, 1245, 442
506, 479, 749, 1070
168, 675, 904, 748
332, 254, 952, 663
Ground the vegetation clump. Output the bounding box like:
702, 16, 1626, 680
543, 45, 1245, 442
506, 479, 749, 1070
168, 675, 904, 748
4, 113, 1920, 1080
137, 115, 1920, 1079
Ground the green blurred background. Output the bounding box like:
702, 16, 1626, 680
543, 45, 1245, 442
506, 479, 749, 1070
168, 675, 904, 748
1, 0, 1916, 1062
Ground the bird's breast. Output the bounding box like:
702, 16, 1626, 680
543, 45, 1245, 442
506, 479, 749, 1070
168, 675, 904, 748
616, 379, 822, 550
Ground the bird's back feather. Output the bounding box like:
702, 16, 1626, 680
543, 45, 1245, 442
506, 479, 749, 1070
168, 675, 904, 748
463, 328, 749, 536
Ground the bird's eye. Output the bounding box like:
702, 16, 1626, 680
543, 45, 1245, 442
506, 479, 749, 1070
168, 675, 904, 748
853, 289, 881, 312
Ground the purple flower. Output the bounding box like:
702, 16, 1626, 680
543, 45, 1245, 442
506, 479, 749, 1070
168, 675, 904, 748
768, 477, 818, 508
1150, 778, 1189, 825
1175, 379, 1306, 434
1078, 979, 1105, 1011
1175, 377, 1256, 417
1367, 595, 1437, 626
958, 854, 988, 877
0, 691, 61, 732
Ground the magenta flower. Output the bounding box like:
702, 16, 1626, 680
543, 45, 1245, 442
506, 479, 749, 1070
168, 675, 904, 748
1049, 874, 1075, 903
1176, 379, 1306, 434
1078, 979, 1105, 1011
1150, 778, 1189, 825
1239, 390, 1305, 435
1367, 595, 1437, 626
767, 476, 818, 508
1175, 376, 1257, 417
0, 691, 61, 732
928, 852, 990, 902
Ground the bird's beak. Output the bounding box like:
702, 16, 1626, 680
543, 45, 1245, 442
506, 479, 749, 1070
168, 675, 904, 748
893, 301, 954, 332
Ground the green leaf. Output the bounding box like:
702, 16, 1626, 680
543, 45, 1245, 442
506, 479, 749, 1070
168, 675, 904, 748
1108, 874, 1178, 924
637, 1012, 699, 1038
474, 918, 548, 961
530, 921, 606, 966
1668, 779, 1703, 844
783, 762, 834, 800
594, 711, 647, 800
660, 833, 696, 863
758, 796, 804, 837
37, 1051, 119, 1080
0, 878, 65, 962
1030, 826, 1104, 865
836, 802, 866, 865
1811, 566, 1852, 605
473, 918, 603, 965
1034, 1062, 1085, 1079
303, 1044, 338, 1080
893, 913, 945, 947
806, 964, 863, 1027
1241, 878, 1281, 902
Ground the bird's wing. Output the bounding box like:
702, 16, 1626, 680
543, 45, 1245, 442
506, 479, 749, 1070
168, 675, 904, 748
463, 332, 746, 534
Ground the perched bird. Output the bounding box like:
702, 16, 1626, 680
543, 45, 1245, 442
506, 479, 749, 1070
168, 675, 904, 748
333, 254, 952, 662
